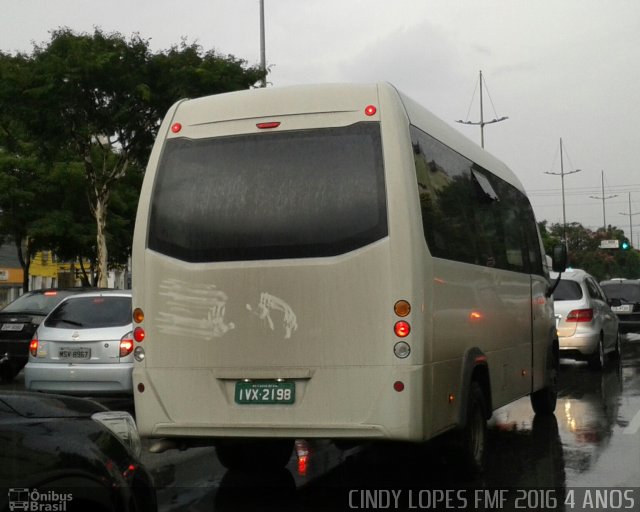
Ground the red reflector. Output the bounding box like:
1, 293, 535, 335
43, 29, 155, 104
393, 381, 405, 392
256, 121, 281, 129
365, 105, 377, 116
134, 327, 146, 342
171, 123, 182, 133
394, 321, 410, 338
566, 309, 594, 322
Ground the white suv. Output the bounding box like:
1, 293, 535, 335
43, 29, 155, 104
551, 269, 620, 369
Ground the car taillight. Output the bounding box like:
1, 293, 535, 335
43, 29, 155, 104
29, 336, 38, 357
566, 308, 594, 322
120, 332, 134, 357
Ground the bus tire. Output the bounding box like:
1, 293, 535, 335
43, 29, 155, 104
531, 339, 559, 415
216, 439, 294, 472
460, 381, 487, 474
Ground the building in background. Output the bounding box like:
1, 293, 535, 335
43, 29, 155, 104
0, 245, 23, 306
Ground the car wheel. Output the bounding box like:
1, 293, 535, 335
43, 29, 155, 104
588, 335, 605, 370
612, 332, 622, 360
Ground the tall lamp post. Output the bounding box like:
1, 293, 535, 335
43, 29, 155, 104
544, 138, 581, 253
259, 0, 267, 88
620, 193, 640, 249
455, 70, 508, 149
590, 170, 617, 233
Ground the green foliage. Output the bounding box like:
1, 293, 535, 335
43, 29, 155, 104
0, 28, 265, 285
544, 222, 640, 281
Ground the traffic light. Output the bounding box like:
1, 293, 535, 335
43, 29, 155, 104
620, 238, 631, 250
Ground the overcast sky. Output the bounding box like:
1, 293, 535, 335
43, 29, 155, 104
3, 0, 640, 243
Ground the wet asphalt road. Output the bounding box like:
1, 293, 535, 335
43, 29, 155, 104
5, 334, 640, 511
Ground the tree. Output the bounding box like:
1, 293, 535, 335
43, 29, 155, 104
4, 29, 264, 286
544, 221, 640, 281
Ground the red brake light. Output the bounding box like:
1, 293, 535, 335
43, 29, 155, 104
394, 321, 410, 338
133, 327, 145, 342
566, 309, 594, 322
43, 291, 58, 296
120, 333, 134, 357
29, 337, 38, 357
256, 121, 281, 129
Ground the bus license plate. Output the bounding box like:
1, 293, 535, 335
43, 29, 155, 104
235, 381, 295, 404
59, 347, 91, 360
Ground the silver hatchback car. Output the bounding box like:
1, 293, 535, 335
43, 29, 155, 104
551, 269, 620, 369
25, 290, 133, 395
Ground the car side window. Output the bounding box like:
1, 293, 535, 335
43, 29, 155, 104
586, 278, 603, 301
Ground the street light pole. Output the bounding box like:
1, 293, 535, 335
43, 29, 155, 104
455, 70, 508, 149
590, 170, 617, 232
259, 0, 266, 88
620, 192, 640, 249
544, 138, 581, 252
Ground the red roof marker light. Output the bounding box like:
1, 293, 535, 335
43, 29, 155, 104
365, 105, 377, 116
171, 123, 182, 133
257, 121, 281, 129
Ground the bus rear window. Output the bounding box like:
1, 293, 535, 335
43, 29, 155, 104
148, 122, 387, 262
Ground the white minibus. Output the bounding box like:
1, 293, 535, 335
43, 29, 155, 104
131, 83, 564, 471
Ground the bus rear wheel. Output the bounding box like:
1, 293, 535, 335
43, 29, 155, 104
457, 381, 487, 475
216, 439, 294, 472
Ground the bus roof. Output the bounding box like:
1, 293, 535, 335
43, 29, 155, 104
169, 82, 525, 193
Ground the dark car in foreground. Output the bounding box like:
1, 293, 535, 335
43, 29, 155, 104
0, 391, 155, 512
600, 278, 640, 334
0, 289, 86, 382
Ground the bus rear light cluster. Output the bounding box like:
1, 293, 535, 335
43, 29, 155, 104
393, 300, 412, 360
132, 308, 146, 362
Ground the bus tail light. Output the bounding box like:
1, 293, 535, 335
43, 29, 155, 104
29, 337, 38, 357
393, 300, 411, 359
394, 341, 411, 359
394, 321, 410, 338
133, 308, 144, 324
120, 332, 134, 357
133, 327, 145, 342
394, 300, 411, 317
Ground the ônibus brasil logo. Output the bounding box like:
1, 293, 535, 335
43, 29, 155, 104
8, 488, 73, 511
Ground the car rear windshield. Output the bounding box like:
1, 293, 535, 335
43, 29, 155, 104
45, 296, 131, 329
600, 283, 640, 303
553, 280, 583, 301
1, 290, 76, 315
148, 122, 387, 262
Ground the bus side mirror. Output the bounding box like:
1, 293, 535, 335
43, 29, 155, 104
551, 244, 567, 273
